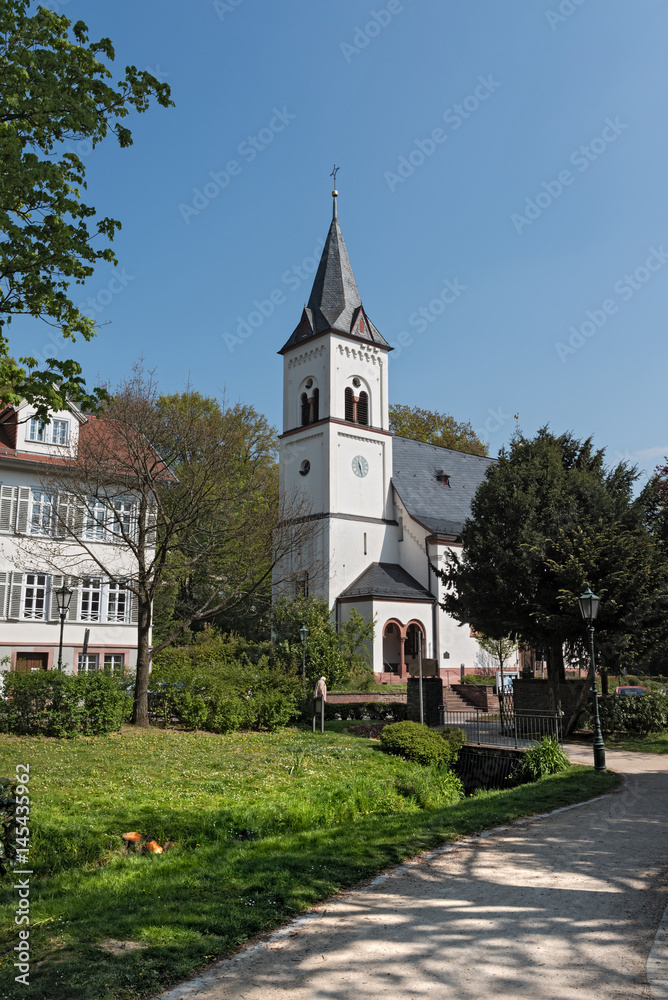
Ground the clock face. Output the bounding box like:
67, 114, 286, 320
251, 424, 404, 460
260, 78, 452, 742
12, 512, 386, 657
352, 455, 369, 478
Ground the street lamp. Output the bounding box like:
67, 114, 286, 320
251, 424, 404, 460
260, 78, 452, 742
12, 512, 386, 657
578, 586, 606, 772
55, 583, 73, 672
299, 624, 309, 698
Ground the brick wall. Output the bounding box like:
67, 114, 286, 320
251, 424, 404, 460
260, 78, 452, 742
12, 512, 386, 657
326, 692, 407, 704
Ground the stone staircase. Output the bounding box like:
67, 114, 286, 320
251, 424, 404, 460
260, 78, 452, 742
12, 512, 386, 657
442, 686, 477, 711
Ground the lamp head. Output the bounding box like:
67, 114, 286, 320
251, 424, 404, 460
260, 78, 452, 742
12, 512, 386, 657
578, 586, 600, 623
55, 582, 73, 614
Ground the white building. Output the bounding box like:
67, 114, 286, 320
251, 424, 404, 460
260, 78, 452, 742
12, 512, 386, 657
0, 401, 143, 674
275, 194, 496, 682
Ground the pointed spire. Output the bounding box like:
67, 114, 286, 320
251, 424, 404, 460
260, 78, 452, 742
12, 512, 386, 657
278, 187, 391, 354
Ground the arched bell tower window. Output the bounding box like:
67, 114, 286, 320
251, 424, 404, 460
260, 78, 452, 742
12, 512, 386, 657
357, 391, 368, 426
300, 381, 320, 427
344, 382, 369, 426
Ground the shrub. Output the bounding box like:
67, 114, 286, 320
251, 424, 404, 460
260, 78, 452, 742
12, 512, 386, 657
178, 692, 209, 731
0, 670, 127, 737
254, 691, 298, 732
207, 697, 248, 734
597, 693, 667, 735
462, 674, 495, 686
0, 777, 17, 874
380, 721, 454, 768
520, 736, 570, 781
441, 725, 467, 759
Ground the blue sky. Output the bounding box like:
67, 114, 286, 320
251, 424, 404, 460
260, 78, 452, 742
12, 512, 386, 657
22, 0, 668, 478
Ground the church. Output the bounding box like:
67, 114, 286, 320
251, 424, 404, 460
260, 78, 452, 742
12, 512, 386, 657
275, 191, 496, 683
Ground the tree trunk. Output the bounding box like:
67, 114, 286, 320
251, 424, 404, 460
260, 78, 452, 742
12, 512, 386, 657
132, 599, 152, 727
546, 643, 564, 714
600, 666, 609, 696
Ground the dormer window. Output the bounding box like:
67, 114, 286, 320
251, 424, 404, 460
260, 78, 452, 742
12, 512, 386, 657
435, 470, 450, 487
27, 416, 69, 445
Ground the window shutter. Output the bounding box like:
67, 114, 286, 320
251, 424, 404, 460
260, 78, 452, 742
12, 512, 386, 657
344, 387, 354, 422
49, 575, 64, 621
8, 573, 23, 619
130, 591, 139, 624
0, 572, 8, 620
16, 488, 30, 534
66, 577, 80, 621
357, 392, 369, 426
0, 486, 16, 533
312, 388, 319, 422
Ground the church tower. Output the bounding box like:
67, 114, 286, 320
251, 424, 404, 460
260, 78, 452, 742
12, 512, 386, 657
277, 190, 395, 605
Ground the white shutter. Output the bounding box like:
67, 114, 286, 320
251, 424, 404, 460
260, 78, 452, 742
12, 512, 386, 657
130, 590, 139, 624
16, 487, 30, 534
8, 573, 23, 619
0, 572, 8, 620
145, 503, 157, 546
55, 494, 70, 539
0, 486, 16, 533
66, 576, 80, 621
49, 575, 64, 621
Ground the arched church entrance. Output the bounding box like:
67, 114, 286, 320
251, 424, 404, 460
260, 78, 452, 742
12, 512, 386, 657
382, 620, 403, 674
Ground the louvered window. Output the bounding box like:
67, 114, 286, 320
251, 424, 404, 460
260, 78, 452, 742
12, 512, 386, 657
357, 392, 368, 426
344, 387, 354, 422
0, 486, 30, 534
301, 393, 309, 426
312, 388, 319, 422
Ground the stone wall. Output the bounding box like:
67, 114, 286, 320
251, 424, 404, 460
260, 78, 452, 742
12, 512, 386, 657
326, 692, 407, 704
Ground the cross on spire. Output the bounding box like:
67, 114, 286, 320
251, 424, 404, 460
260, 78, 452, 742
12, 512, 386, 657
330, 164, 339, 218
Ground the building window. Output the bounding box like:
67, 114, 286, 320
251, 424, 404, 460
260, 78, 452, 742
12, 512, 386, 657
85, 499, 107, 541
112, 499, 134, 538
23, 574, 48, 620
312, 387, 319, 422
301, 392, 309, 426
104, 653, 125, 671
344, 385, 369, 425
106, 581, 129, 623
27, 417, 69, 445
80, 578, 102, 622
30, 490, 55, 536
52, 419, 69, 445
79, 578, 130, 624
357, 391, 368, 426
78, 653, 99, 673
295, 575, 309, 598
345, 387, 355, 422
28, 417, 45, 442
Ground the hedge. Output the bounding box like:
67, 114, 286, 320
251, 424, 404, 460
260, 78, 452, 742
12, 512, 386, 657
0, 671, 130, 737
595, 692, 667, 736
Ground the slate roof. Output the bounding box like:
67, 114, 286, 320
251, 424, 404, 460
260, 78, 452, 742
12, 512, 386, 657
338, 561, 434, 602
279, 204, 390, 353
392, 436, 496, 538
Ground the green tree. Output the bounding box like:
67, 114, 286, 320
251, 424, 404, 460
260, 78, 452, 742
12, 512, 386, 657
271, 596, 375, 690
0, 3, 172, 420
437, 428, 668, 721
389, 404, 488, 456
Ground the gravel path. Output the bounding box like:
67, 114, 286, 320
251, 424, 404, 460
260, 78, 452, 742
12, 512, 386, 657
157, 747, 668, 1000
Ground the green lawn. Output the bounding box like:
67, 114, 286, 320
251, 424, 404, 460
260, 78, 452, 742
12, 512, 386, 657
604, 731, 668, 753
0, 726, 619, 1000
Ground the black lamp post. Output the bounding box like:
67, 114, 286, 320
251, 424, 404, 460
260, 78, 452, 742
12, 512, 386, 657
578, 586, 606, 772
55, 583, 73, 672
299, 624, 309, 698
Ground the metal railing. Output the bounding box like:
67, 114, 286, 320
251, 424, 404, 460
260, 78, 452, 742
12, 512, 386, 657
439, 706, 563, 748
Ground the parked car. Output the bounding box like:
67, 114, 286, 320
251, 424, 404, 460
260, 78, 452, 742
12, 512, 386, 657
615, 685, 650, 696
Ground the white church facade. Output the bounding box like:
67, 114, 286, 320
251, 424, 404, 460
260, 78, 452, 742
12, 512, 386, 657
276, 192, 498, 683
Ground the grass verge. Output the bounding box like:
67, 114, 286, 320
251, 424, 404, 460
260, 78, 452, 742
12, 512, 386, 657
0, 727, 619, 1000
